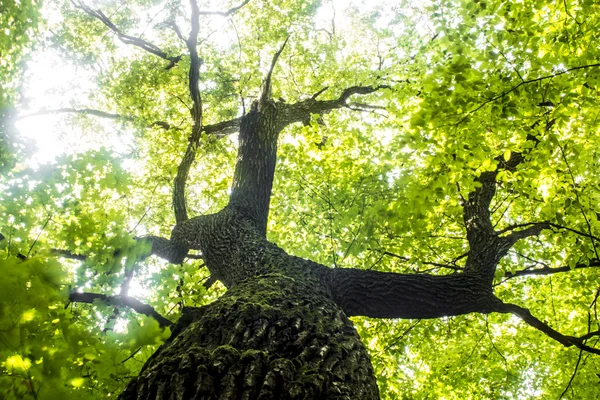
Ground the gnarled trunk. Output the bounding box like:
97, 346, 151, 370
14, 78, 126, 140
120, 273, 379, 399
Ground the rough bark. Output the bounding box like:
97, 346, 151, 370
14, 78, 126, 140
120, 273, 379, 400
121, 205, 507, 399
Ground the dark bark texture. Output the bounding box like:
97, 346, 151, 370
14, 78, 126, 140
120, 273, 379, 399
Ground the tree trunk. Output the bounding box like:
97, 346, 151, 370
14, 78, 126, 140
119, 90, 508, 398
120, 270, 379, 399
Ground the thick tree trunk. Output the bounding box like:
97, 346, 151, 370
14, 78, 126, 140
120, 273, 379, 399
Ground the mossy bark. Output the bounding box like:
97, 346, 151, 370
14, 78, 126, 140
120, 273, 379, 399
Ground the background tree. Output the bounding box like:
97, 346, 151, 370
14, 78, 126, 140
2, 0, 600, 398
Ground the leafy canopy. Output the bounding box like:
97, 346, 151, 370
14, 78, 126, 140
1, 0, 600, 398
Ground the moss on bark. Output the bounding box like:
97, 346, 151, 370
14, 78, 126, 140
120, 274, 379, 399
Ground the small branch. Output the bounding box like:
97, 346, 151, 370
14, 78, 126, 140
186, 253, 204, 260
260, 36, 289, 106
121, 346, 143, 363
202, 275, 217, 290
548, 222, 600, 243
21, 108, 177, 131
311, 87, 329, 100
71, 1, 181, 65
559, 348, 583, 400
377, 249, 463, 271
27, 216, 52, 257
497, 302, 600, 355
502, 259, 600, 279
51, 249, 87, 261
198, 0, 251, 16
459, 63, 600, 124
21, 108, 134, 121
558, 142, 600, 259
69, 292, 173, 327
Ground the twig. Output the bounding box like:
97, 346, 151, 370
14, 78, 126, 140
457, 63, 600, 125
197, 0, 251, 17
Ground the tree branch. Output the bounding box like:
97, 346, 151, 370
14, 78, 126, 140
279, 85, 390, 126
135, 235, 188, 264
461, 151, 526, 279
377, 249, 463, 271
502, 259, 600, 279
51, 249, 87, 261
502, 221, 552, 243
172, 0, 205, 224
459, 63, 600, 124
21, 108, 177, 131
197, 0, 251, 16
496, 302, 600, 355
202, 116, 242, 137
260, 37, 289, 106
71, 1, 181, 65
22, 107, 134, 121
328, 268, 499, 319
68, 292, 173, 327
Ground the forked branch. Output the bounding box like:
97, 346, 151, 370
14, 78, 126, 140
280, 84, 391, 126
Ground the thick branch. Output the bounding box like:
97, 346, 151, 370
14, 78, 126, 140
461, 151, 526, 278
378, 250, 463, 271
328, 268, 499, 319
172, 0, 204, 224
228, 85, 389, 235
280, 85, 390, 126
502, 221, 551, 243
136, 235, 188, 264
50, 236, 188, 265
496, 302, 600, 355
69, 292, 173, 327
71, 1, 181, 64
202, 117, 241, 137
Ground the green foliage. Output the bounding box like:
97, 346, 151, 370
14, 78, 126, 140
0, 0, 41, 171
3, 0, 600, 398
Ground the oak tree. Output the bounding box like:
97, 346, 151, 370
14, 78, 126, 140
2, 0, 600, 398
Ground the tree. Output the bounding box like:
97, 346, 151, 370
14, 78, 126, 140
2, 0, 600, 398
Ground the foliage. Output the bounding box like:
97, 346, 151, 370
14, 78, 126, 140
0, 0, 42, 171
2, 0, 600, 398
